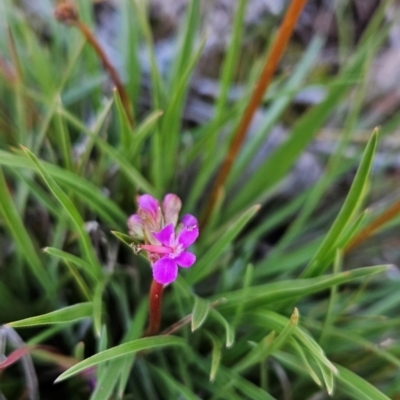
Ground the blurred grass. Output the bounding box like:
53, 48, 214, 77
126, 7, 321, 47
0, 0, 399, 399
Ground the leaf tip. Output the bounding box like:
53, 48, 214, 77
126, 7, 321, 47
291, 307, 299, 325
53, 375, 64, 384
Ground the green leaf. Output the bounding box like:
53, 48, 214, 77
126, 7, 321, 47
217, 266, 389, 310
110, 231, 134, 247
93, 280, 107, 337
114, 88, 133, 155
188, 205, 260, 284
225, 37, 383, 218
233, 331, 276, 374
129, 110, 163, 158
0, 168, 51, 291
232, 263, 254, 327
214, 0, 247, 121
133, 0, 165, 189
230, 35, 324, 185
302, 131, 378, 278
161, 0, 203, 185
91, 300, 148, 400
149, 364, 202, 400
205, 332, 222, 382
21, 146, 102, 277
7, 303, 93, 327
234, 308, 299, 373
90, 361, 121, 400
55, 336, 186, 382
336, 365, 390, 400
191, 297, 210, 332
117, 300, 148, 397
216, 366, 277, 400
252, 310, 338, 392
43, 247, 97, 281
59, 107, 158, 196
0, 150, 126, 227
211, 310, 235, 348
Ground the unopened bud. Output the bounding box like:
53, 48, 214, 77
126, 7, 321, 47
54, 2, 79, 25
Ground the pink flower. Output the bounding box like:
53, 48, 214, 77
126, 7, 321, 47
128, 194, 182, 245
128, 194, 199, 284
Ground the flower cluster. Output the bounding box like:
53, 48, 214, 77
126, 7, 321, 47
128, 194, 199, 285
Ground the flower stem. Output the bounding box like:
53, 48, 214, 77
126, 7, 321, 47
144, 279, 164, 336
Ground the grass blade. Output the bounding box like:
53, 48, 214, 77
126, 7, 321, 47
55, 336, 186, 382
191, 297, 210, 332
0, 168, 51, 291
7, 303, 93, 327
188, 205, 260, 284
336, 365, 390, 400
21, 146, 102, 278
302, 131, 378, 278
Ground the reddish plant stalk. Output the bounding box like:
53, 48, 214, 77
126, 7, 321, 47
345, 199, 400, 253
144, 279, 164, 336
201, 0, 308, 226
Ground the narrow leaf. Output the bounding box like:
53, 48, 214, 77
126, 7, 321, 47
188, 205, 260, 284
43, 247, 97, 281
191, 297, 210, 332
206, 332, 222, 382
55, 336, 186, 382
21, 146, 101, 277
302, 131, 378, 278
336, 365, 390, 400
211, 310, 235, 348
7, 303, 93, 327
0, 168, 51, 291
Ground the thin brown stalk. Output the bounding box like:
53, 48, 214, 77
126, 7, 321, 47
345, 199, 400, 252
201, 0, 308, 226
74, 20, 134, 125
55, 1, 134, 126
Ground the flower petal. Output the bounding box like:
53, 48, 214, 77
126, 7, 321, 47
152, 257, 178, 285
138, 195, 162, 232
175, 251, 196, 268
177, 226, 199, 248
138, 194, 159, 218
162, 194, 182, 227
153, 223, 175, 247
181, 214, 198, 229
127, 214, 143, 239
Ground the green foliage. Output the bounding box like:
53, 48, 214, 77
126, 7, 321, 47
0, 0, 398, 399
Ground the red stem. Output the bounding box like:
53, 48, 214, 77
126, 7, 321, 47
144, 279, 164, 336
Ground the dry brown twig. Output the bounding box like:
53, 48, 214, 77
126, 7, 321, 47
54, 1, 134, 126
201, 0, 308, 226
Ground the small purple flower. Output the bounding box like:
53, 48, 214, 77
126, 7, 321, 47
152, 218, 199, 284
128, 194, 199, 285
128, 193, 181, 245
